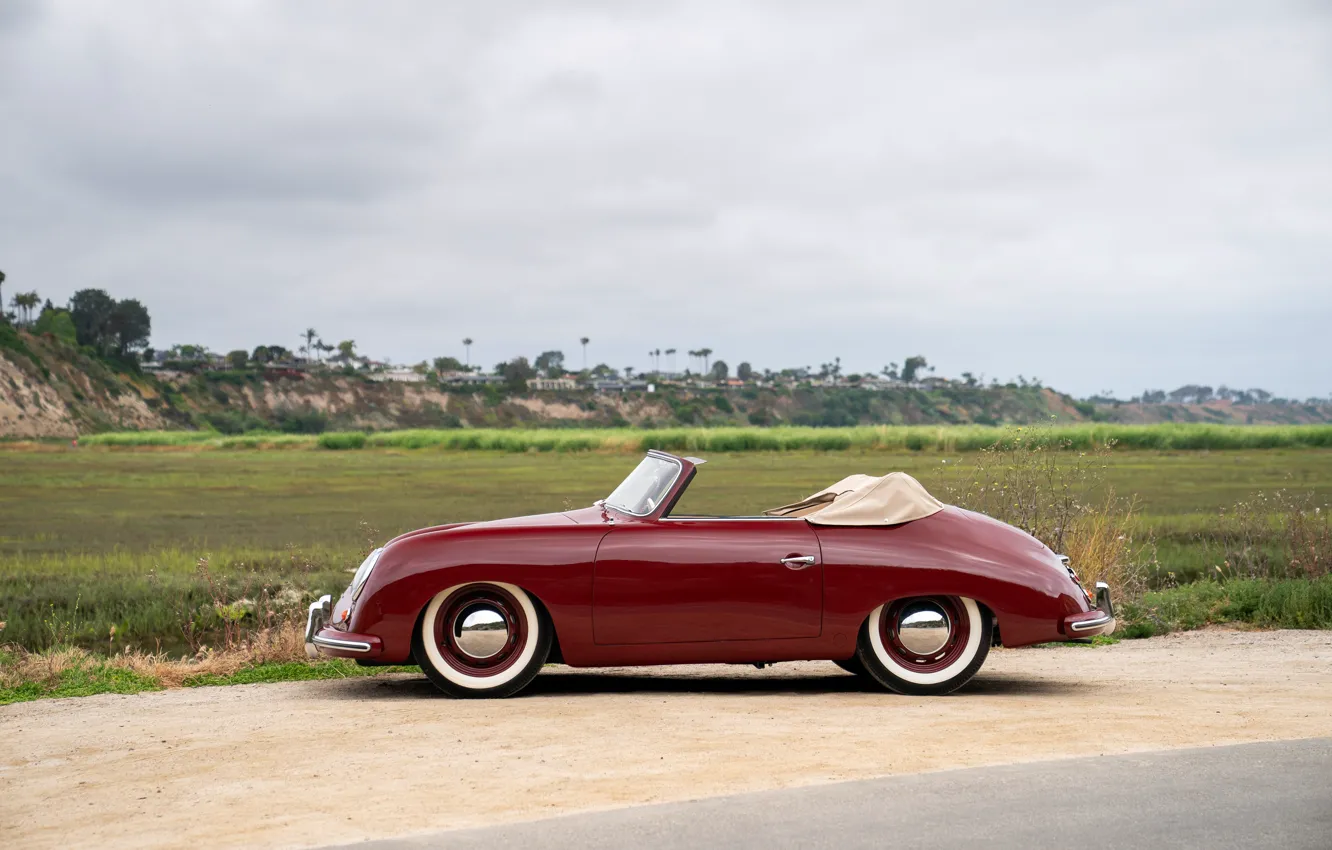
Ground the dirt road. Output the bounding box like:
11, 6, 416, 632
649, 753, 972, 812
3, 630, 1330, 849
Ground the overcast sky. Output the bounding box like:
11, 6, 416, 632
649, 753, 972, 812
1, 1, 1329, 398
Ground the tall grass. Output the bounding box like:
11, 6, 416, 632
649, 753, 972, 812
936, 432, 1152, 602
74, 423, 1332, 453
0, 547, 357, 655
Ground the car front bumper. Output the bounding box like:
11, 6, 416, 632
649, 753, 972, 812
1062, 582, 1116, 638
304, 594, 383, 659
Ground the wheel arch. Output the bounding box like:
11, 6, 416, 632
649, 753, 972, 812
409, 578, 566, 666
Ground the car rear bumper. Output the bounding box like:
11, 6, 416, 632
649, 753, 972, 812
1063, 582, 1116, 638
305, 594, 383, 659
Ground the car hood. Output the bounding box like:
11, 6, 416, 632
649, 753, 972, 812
385, 510, 584, 548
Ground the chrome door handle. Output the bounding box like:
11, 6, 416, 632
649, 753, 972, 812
780, 555, 816, 569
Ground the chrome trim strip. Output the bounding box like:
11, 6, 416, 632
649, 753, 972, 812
662, 516, 805, 522
1070, 612, 1114, 632
311, 633, 373, 653
605, 452, 684, 517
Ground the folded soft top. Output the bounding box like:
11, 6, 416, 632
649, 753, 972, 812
763, 472, 944, 525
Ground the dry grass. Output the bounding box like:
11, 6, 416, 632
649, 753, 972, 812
937, 429, 1154, 602
0, 620, 309, 692
1062, 495, 1151, 601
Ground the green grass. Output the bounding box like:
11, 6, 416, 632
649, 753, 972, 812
2, 447, 1329, 655
0, 648, 161, 704
0, 654, 418, 705
180, 659, 418, 687
1120, 576, 1332, 638
75, 423, 1332, 453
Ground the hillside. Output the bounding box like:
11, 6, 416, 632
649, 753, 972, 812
2, 327, 1329, 438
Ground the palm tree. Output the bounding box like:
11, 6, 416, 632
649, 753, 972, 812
18, 292, 40, 325
302, 328, 319, 361
579, 337, 590, 370
699, 348, 713, 374
10, 292, 37, 325
463, 337, 473, 367
624, 366, 634, 380
0, 270, 6, 322
665, 347, 676, 373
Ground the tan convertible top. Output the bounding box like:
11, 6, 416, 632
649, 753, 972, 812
763, 472, 945, 525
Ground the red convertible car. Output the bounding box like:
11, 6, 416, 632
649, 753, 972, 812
306, 450, 1115, 698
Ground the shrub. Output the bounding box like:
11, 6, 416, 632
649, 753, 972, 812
33, 309, 78, 345
318, 432, 367, 450
938, 427, 1151, 602
1190, 487, 1331, 581
199, 411, 267, 435
1121, 576, 1332, 637
274, 407, 328, 434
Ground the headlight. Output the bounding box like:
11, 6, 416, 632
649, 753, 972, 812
350, 548, 384, 601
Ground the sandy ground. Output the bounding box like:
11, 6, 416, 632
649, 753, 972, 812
3, 629, 1330, 849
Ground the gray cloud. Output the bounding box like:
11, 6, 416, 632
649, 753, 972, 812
1, 0, 1329, 397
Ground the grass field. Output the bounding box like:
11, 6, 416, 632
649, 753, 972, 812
2, 445, 1330, 655
73, 422, 1332, 453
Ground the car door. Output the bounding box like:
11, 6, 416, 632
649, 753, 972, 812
592, 518, 823, 645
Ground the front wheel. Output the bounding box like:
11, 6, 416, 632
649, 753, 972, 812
857, 596, 991, 696
413, 582, 551, 698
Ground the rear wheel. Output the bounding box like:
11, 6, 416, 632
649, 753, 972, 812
413, 582, 551, 699
857, 596, 991, 696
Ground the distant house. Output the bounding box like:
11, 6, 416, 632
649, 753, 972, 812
441, 372, 505, 387
858, 376, 895, 390
593, 380, 649, 393
528, 377, 579, 391
369, 368, 426, 383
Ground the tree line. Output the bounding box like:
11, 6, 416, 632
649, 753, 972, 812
3, 278, 151, 364
1, 272, 1320, 406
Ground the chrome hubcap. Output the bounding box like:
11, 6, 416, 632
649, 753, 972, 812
453, 605, 509, 659
896, 601, 951, 656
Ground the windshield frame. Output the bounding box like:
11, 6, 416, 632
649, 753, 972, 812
603, 452, 684, 517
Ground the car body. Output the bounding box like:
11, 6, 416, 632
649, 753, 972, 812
307, 450, 1115, 697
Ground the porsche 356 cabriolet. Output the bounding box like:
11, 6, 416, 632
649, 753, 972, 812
306, 450, 1115, 698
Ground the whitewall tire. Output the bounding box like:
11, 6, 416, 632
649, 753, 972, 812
413, 582, 551, 699
857, 596, 991, 696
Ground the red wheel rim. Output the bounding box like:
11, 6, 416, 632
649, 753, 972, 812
880, 596, 970, 673
432, 584, 528, 677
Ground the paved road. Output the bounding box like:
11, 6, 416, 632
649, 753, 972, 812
341, 739, 1332, 850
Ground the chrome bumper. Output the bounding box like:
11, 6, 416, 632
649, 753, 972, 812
305, 594, 375, 657
304, 594, 332, 658
1069, 581, 1116, 634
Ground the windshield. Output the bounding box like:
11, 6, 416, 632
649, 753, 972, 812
605, 455, 681, 515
